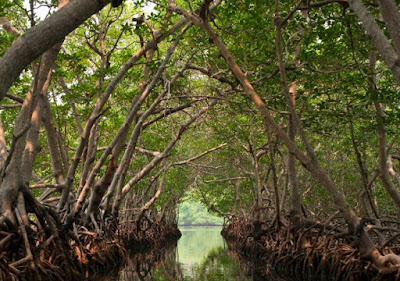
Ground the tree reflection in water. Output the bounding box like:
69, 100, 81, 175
100, 227, 288, 281
106, 246, 255, 280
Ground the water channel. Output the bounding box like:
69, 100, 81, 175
101, 226, 285, 281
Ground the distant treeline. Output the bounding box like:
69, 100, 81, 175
178, 200, 223, 226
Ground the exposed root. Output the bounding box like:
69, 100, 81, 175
119, 213, 181, 249
0, 186, 181, 281
222, 215, 400, 280
0, 194, 122, 280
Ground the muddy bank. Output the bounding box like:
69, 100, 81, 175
120, 219, 181, 250
0, 216, 180, 281
221, 216, 400, 281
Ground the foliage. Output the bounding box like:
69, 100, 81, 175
2, 0, 400, 232
178, 200, 223, 226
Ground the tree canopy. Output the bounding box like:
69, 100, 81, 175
2, 0, 400, 277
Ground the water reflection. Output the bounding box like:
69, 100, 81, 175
103, 226, 283, 281
177, 226, 227, 277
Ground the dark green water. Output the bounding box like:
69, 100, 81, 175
103, 226, 281, 281
176, 226, 252, 280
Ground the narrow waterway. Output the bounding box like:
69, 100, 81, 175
177, 226, 252, 280
101, 226, 281, 281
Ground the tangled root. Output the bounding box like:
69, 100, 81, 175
222, 216, 400, 281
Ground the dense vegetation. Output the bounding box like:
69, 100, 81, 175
178, 200, 223, 225
2, 0, 400, 279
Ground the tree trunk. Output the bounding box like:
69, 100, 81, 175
375, 101, 400, 209
78, 32, 185, 221
169, 2, 361, 230
61, 15, 191, 214
0, 119, 7, 171
347, 0, 400, 84
0, 0, 112, 99
286, 57, 302, 227
267, 130, 280, 226
39, 92, 66, 201
0, 86, 37, 224
377, 0, 400, 55
21, 102, 41, 185
114, 100, 218, 215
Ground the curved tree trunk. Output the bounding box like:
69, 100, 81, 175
0, 0, 112, 99
347, 0, 400, 84
167, 0, 397, 267
377, 0, 400, 55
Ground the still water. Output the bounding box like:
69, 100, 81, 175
103, 226, 280, 281
177, 226, 251, 280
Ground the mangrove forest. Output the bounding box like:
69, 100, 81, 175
2, 0, 400, 280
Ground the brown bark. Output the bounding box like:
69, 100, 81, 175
77, 121, 99, 196
249, 123, 263, 209
0, 120, 7, 171
267, 130, 280, 225
283, 16, 303, 226
21, 102, 41, 185
0, 86, 37, 225
40, 93, 66, 186
86, 50, 155, 219
0, 0, 68, 225
347, 0, 400, 84
388, 155, 400, 185
22, 48, 64, 186
171, 142, 227, 166
168, 1, 360, 231
70, 25, 190, 222
377, 0, 400, 55
375, 101, 400, 209
235, 179, 242, 214
0, 40, 62, 222
86, 17, 164, 219
101, 53, 189, 215
138, 166, 168, 215
113, 100, 218, 214
0, 0, 112, 99
142, 103, 193, 129
0, 17, 20, 36
61, 13, 191, 213
287, 111, 302, 225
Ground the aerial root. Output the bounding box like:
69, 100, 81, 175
222, 215, 400, 280
14, 208, 34, 269
0, 194, 181, 280
118, 215, 181, 249
0, 194, 79, 280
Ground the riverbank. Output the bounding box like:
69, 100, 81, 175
98, 225, 279, 281
0, 217, 181, 281
221, 216, 400, 281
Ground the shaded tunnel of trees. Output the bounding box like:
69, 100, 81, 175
2, 0, 400, 279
